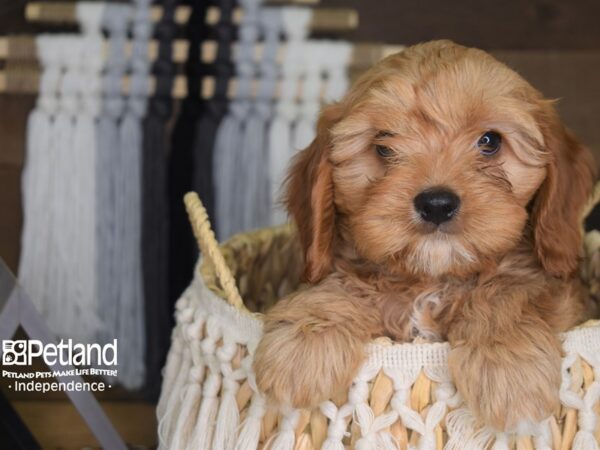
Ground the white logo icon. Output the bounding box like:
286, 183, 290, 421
2, 340, 28, 365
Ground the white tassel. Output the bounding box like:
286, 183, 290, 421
211, 342, 244, 450
490, 432, 509, 450
267, 101, 294, 224
269, 409, 300, 450
532, 419, 553, 450
157, 303, 195, 445
321, 439, 346, 450
291, 41, 323, 151
160, 345, 193, 445
445, 407, 495, 450
190, 318, 223, 450
117, 101, 146, 388
170, 365, 205, 450
240, 8, 281, 231
240, 103, 271, 230
267, 8, 311, 225
157, 300, 192, 418
46, 35, 80, 338
214, 0, 262, 239
572, 402, 600, 450
114, 0, 152, 390
156, 331, 182, 447
20, 35, 62, 314
72, 2, 105, 347
211, 383, 239, 450
572, 430, 599, 450
189, 373, 222, 450
96, 2, 130, 361
168, 315, 206, 449
354, 406, 398, 450
234, 392, 267, 450
213, 103, 250, 239
319, 402, 353, 450
322, 41, 352, 104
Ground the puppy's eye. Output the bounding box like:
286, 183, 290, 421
477, 131, 502, 156
376, 144, 394, 158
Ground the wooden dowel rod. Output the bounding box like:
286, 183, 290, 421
0, 36, 404, 69
25, 3, 357, 32
0, 69, 371, 101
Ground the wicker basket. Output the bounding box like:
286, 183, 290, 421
156, 192, 600, 450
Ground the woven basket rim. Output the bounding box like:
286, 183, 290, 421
191, 259, 600, 366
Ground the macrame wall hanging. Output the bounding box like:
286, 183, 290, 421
191, 0, 236, 234
21, 3, 106, 346
214, 0, 264, 240
292, 40, 327, 151
268, 7, 312, 225
322, 41, 352, 104
47, 35, 81, 337
14, 0, 357, 399
240, 7, 282, 232
20, 1, 152, 390
168, 0, 211, 305
19, 34, 62, 320
114, 0, 153, 390
142, 0, 178, 400
96, 1, 130, 376
70, 3, 105, 344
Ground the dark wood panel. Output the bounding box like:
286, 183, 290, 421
0, 95, 32, 273
2, 1, 600, 49
320, 0, 600, 49
0, 0, 43, 35
492, 50, 600, 158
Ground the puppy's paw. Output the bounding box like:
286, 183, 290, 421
253, 322, 364, 409
449, 343, 561, 430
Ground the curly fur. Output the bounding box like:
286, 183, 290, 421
253, 40, 597, 431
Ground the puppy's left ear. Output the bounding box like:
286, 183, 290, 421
532, 111, 597, 277
285, 104, 343, 283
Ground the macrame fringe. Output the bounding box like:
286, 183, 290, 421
96, 3, 129, 370
46, 36, 79, 338
269, 429, 296, 450
445, 407, 496, 450
72, 0, 105, 348
20, 33, 61, 313
213, 105, 249, 239
169, 367, 204, 449
268, 409, 300, 450
234, 393, 266, 450
572, 430, 599, 450
160, 347, 192, 443
189, 373, 222, 450
117, 107, 146, 389
321, 439, 346, 450
211, 385, 240, 450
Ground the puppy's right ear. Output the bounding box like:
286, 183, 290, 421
285, 105, 342, 283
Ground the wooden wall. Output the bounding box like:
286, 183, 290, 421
1, 0, 600, 272
321, 0, 600, 50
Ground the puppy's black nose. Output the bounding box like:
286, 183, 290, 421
414, 188, 460, 225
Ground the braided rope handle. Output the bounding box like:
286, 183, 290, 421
184, 192, 246, 311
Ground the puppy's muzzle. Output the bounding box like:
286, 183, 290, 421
414, 187, 460, 225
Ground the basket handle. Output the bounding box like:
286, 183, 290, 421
184, 192, 245, 311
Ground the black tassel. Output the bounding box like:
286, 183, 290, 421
168, 0, 211, 304
141, 0, 177, 401
192, 0, 235, 230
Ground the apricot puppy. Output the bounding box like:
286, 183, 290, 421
253, 40, 597, 430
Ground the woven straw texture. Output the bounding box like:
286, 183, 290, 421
157, 192, 600, 450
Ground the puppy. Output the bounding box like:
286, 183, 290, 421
254, 40, 597, 430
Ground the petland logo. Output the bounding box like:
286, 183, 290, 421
2, 339, 118, 367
